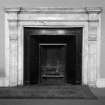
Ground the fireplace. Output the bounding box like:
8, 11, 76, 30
24, 27, 82, 85
4, 8, 102, 87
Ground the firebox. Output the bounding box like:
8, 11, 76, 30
24, 27, 82, 85
40, 44, 66, 84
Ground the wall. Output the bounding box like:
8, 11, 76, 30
0, 0, 105, 78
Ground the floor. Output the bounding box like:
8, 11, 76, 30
0, 87, 105, 105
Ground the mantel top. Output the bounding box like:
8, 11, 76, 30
4, 7, 103, 14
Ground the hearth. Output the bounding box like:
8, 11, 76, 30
24, 27, 82, 85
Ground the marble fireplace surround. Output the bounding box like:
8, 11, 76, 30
3, 7, 103, 87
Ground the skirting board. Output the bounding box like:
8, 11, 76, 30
0, 78, 9, 87
96, 79, 105, 88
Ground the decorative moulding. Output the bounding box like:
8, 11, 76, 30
4, 7, 102, 13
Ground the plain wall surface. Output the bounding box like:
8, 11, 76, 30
0, 0, 105, 78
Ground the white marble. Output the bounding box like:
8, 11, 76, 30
9, 40, 18, 86
3, 7, 103, 87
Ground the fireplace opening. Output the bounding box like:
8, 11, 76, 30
24, 27, 82, 85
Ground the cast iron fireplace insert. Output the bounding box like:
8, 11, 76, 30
24, 27, 82, 85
